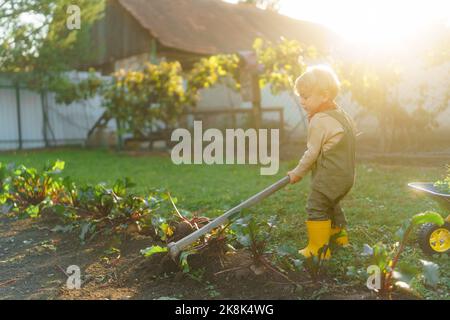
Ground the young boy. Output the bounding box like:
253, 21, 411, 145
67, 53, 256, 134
287, 65, 357, 259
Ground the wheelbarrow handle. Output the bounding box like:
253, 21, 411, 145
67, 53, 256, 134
168, 175, 290, 259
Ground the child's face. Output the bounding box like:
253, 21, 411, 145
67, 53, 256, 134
298, 88, 329, 116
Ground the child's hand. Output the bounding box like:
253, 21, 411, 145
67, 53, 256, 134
287, 171, 302, 184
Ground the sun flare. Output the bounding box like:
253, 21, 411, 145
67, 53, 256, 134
281, 0, 449, 49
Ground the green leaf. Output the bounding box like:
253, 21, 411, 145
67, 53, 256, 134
412, 211, 444, 226
179, 251, 196, 273
140, 245, 168, 257
52, 160, 65, 172
236, 234, 251, 247
372, 242, 389, 271
54, 204, 78, 220
104, 247, 121, 255
25, 205, 40, 218
420, 259, 440, 287
160, 223, 174, 240
112, 177, 134, 197
395, 220, 411, 241
275, 244, 298, 257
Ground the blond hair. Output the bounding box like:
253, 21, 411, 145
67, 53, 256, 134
294, 65, 340, 100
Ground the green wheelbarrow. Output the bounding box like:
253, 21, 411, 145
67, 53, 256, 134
408, 182, 450, 255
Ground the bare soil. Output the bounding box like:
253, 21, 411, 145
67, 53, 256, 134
0, 215, 374, 300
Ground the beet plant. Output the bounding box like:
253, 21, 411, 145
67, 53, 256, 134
362, 211, 445, 299
0, 160, 208, 245
0, 160, 66, 218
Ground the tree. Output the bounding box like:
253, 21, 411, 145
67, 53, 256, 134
340, 61, 407, 152
252, 37, 327, 136
0, 0, 105, 90
56, 55, 240, 139
185, 54, 240, 105
341, 59, 449, 152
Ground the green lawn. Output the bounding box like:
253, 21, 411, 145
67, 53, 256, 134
1, 148, 449, 299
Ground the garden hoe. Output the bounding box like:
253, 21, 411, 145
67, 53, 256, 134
168, 176, 290, 260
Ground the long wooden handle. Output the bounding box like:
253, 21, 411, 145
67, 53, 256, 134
168, 176, 290, 259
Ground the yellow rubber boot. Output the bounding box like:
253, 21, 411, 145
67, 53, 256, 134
330, 227, 349, 247
299, 220, 332, 260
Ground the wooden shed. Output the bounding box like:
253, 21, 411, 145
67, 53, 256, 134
84, 0, 336, 73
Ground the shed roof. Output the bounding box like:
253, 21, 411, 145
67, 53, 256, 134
117, 0, 334, 55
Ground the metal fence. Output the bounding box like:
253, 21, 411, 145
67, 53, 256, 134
0, 73, 112, 151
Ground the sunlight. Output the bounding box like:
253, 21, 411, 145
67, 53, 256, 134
280, 0, 449, 49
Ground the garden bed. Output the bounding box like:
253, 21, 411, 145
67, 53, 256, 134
0, 149, 448, 300
0, 214, 376, 300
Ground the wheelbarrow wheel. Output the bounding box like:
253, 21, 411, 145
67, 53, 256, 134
418, 222, 450, 255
